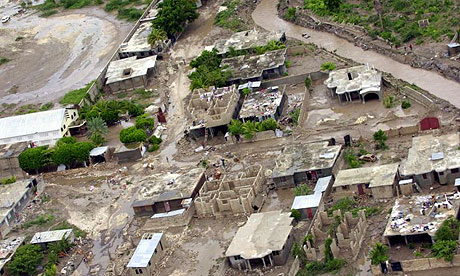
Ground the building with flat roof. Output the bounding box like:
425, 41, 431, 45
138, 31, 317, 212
272, 141, 342, 188
187, 85, 240, 138
119, 22, 170, 59
239, 86, 287, 122
0, 236, 25, 275
104, 56, 157, 93
0, 108, 79, 146
332, 163, 399, 199
225, 210, 293, 271
324, 64, 382, 103
383, 193, 460, 246
0, 179, 37, 239
399, 133, 460, 186
127, 233, 166, 276
212, 30, 286, 56
221, 49, 287, 84
30, 229, 74, 248
0, 142, 28, 179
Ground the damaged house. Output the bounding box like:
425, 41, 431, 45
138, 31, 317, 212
0, 142, 28, 179
225, 210, 293, 271
220, 49, 287, 85
187, 85, 241, 138
324, 64, 382, 103
194, 165, 264, 218
104, 56, 157, 93
126, 233, 166, 276
119, 21, 169, 59
238, 86, 287, 122
0, 236, 25, 275
332, 163, 399, 199
272, 141, 342, 188
399, 133, 460, 186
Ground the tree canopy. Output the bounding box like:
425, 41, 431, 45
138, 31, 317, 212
7, 244, 43, 276
18, 146, 52, 172
135, 114, 155, 130
120, 126, 147, 144
152, 0, 199, 37
82, 100, 144, 125
370, 242, 388, 265
52, 142, 95, 166
148, 28, 167, 47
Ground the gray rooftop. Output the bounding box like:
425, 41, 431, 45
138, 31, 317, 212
0, 236, 25, 271
0, 180, 33, 221
30, 229, 73, 244
333, 163, 399, 188
272, 142, 341, 178
324, 64, 382, 95
400, 133, 460, 176
314, 176, 332, 194
0, 142, 28, 159
119, 22, 154, 54
291, 193, 322, 210
127, 233, 163, 268
106, 56, 157, 85
0, 109, 66, 140
239, 86, 284, 119
221, 49, 287, 81
225, 211, 293, 259
213, 30, 285, 55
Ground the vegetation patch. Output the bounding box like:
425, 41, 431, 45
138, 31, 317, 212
60, 81, 94, 105
215, 0, 246, 32
22, 214, 54, 229
0, 57, 10, 65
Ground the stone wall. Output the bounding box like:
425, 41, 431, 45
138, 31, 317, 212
402, 86, 436, 109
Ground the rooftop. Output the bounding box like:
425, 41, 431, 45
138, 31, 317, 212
221, 49, 287, 81
188, 85, 239, 129
135, 167, 204, 204
0, 237, 25, 271
383, 193, 460, 237
239, 86, 284, 119
0, 180, 33, 221
225, 210, 293, 259
333, 163, 399, 188
291, 193, 322, 210
127, 233, 163, 268
30, 229, 73, 244
324, 64, 381, 95
213, 30, 285, 55
272, 141, 342, 178
106, 56, 157, 85
0, 109, 66, 140
400, 133, 460, 176
314, 176, 332, 194
119, 22, 154, 54
0, 142, 28, 159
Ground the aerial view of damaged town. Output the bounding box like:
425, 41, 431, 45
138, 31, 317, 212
3, 0, 460, 275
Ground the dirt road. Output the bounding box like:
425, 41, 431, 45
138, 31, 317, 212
252, 0, 460, 108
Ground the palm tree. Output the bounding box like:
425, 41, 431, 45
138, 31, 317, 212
242, 121, 257, 139
227, 119, 244, 136
87, 117, 108, 138
147, 28, 167, 48
370, 242, 388, 265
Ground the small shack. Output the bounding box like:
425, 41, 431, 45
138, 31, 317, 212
89, 146, 111, 164
30, 229, 74, 249
114, 143, 146, 164
126, 233, 166, 276
291, 193, 322, 220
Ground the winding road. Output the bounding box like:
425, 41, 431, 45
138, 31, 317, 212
252, 0, 460, 108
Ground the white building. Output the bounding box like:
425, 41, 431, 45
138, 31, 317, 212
0, 108, 79, 146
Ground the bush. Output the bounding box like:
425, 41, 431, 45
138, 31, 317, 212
383, 95, 396, 108
148, 144, 160, 152
291, 209, 301, 221
149, 135, 162, 145
373, 129, 388, 150
370, 242, 388, 265
321, 62, 336, 71
214, 0, 245, 32
0, 57, 10, 65
435, 217, 460, 241
305, 76, 312, 88
344, 149, 361, 168
59, 82, 94, 105
18, 146, 52, 172
258, 118, 278, 131
1, 176, 16, 185
432, 240, 457, 262
285, 7, 297, 20
40, 102, 54, 111
242, 87, 251, 96
401, 100, 411, 109
135, 114, 155, 130
290, 108, 301, 125
7, 244, 43, 276
22, 214, 54, 229
56, 136, 77, 147
293, 184, 313, 196
117, 7, 143, 21
120, 127, 147, 143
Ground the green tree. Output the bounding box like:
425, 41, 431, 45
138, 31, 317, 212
72, 142, 95, 164
127, 103, 145, 117
259, 118, 279, 131
147, 28, 167, 47
227, 119, 244, 136
56, 136, 77, 147
292, 241, 307, 263
52, 144, 74, 166
324, 0, 342, 11
18, 146, 51, 173
120, 127, 147, 144
135, 114, 155, 130
242, 88, 251, 96
152, 0, 199, 37
321, 61, 336, 71
91, 133, 105, 146
242, 121, 257, 139
86, 116, 108, 138
373, 129, 388, 149
370, 242, 388, 265
432, 240, 458, 262
435, 217, 460, 241
293, 184, 313, 196
7, 244, 44, 276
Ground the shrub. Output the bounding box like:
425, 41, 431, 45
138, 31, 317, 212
291, 209, 301, 221
135, 114, 155, 130
373, 129, 388, 150
0, 57, 10, 65
149, 135, 162, 145
284, 7, 297, 20
401, 100, 411, 109
40, 102, 54, 111
321, 62, 336, 71
344, 149, 361, 168
7, 244, 43, 276
293, 184, 313, 196
305, 76, 312, 88
214, 0, 245, 32
59, 81, 94, 105
383, 95, 396, 108
117, 7, 143, 21
258, 118, 278, 131
435, 217, 460, 241
56, 137, 77, 147
242, 87, 251, 96
292, 242, 307, 264
432, 240, 457, 262
120, 127, 147, 143
18, 146, 52, 172
1, 176, 16, 185
290, 108, 301, 125
370, 242, 388, 265
148, 144, 160, 152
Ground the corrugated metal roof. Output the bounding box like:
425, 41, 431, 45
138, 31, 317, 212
127, 233, 163, 268
0, 109, 66, 140
291, 193, 322, 210
89, 146, 108, 156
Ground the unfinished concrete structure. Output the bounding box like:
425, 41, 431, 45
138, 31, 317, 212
332, 163, 399, 199
383, 193, 460, 246
0, 142, 28, 179
225, 210, 293, 271
221, 49, 287, 84
305, 209, 367, 261
400, 133, 460, 186
272, 141, 342, 188
127, 233, 166, 276
0, 179, 38, 239
212, 29, 286, 56
187, 85, 240, 138
104, 56, 157, 93
194, 165, 264, 218
119, 22, 169, 59
0, 236, 25, 275
291, 176, 332, 220
30, 229, 74, 249
324, 64, 382, 103
239, 86, 287, 122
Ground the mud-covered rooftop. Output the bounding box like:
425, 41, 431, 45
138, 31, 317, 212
119, 22, 153, 54
106, 56, 157, 84
272, 141, 341, 178
324, 64, 381, 95
400, 133, 460, 176
333, 163, 399, 188
0, 237, 25, 271
221, 49, 286, 81
213, 30, 285, 55
239, 86, 284, 119
0, 180, 32, 221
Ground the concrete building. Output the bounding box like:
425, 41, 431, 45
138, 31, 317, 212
399, 133, 460, 186
291, 176, 332, 220
0, 108, 79, 146
332, 163, 399, 199
225, 210, 293, 271
104, 56, 157, 93
324, 64, 382, 103
127, 233, 166, 276
194, 165, 264, 218
221, 49, 287, 84
212, 29, 286, 56
239, 86, 287, 122
0, 179, 38, 239
30, 229, 74, 248
272, 141, 342, 188
187, 85, 240, 138
119, 22, 170, 59
383, 193, 460, 246
0, 142, 28, 179
0, 236, 25, 276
